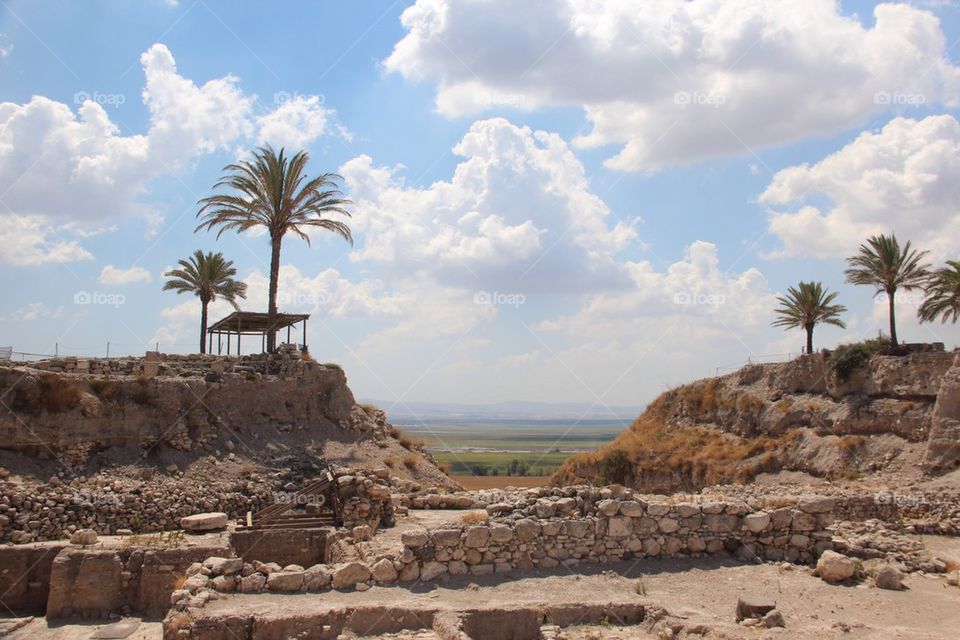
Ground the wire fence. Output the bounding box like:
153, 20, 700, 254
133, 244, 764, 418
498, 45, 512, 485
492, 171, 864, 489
0, 341, 206, 362
713, 352, 800, 376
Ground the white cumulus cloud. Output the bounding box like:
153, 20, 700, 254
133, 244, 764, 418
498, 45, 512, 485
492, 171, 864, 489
0, 44, 338, 265
760, 115, 960, 260
386, 0, 960, 171
341, 117, 637, 293
99, 265, 153, 285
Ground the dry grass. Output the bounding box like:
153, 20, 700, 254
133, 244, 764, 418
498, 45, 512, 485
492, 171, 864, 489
128, 376, 157, 406
839, 435, 866, 452
554, 389, 801, 489
11, 374, 82, 414
402, 454, 418, 469
760, 495, 799, 509
460, 510, 489, 524
384, 457, 398, 469
89, 378, 121, 401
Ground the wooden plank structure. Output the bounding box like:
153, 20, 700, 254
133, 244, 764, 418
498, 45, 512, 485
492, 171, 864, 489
237, 471, 341, 530
207, 311, 310, 355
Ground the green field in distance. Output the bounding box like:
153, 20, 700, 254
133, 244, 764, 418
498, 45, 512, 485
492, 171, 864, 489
398, 419, 625, 477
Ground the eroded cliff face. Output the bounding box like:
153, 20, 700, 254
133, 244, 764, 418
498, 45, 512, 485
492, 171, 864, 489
554, 350, 959, 491
923, 352, 960, 473
0, 360, 359, 465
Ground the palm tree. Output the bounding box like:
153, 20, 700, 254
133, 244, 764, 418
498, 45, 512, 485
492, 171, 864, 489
162, 250, 247, 354
844, 234, 930, 347
772, 281, 847, 354
196, 145, 352, 352
919, 260, 960, 324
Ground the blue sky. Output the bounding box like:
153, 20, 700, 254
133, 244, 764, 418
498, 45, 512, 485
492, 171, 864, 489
1, 0, 959, 408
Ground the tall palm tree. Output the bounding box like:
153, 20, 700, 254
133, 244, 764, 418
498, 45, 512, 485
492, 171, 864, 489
162, 250, 247, 354
772, 281, 847, 354
844, 234, 930, 347
195, 145, 352, 352
919, 260, 960, 324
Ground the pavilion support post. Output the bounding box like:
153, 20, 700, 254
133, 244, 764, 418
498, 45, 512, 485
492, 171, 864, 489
302, 321, 306, 351
287, 326, 291, 344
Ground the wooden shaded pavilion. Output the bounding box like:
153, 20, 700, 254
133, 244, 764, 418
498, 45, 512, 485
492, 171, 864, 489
207, 311, 310, 355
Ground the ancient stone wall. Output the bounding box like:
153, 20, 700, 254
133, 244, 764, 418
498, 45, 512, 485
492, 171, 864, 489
396, 494, 833, 581
0, 469, 393, 544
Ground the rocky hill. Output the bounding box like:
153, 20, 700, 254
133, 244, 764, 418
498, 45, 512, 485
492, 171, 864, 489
0, 352, 457, 542
553, 346, 960, 493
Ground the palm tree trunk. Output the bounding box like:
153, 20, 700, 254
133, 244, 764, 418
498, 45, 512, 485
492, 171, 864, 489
887, 288, 898, 347
267, 233, 282, 352
805, 325, 814, 355
200, 298, 209, 355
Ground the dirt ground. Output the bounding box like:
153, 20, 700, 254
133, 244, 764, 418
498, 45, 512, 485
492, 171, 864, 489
8, 538, 960, 639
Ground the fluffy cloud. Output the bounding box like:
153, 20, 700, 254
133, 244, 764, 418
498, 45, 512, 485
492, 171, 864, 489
341, 118, 637, 293
256, 95, 333, 150
760, 115, 960, 259
150, 265, 409, 349
99, 265, 152, 285
0, 302, 63, 323
0, 215, 94, 265
386, 0, 960, 171
539, 241, 773, 336
0, 44, 337, 265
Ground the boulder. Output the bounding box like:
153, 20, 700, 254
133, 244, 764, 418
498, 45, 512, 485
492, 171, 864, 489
420, 561, 447, 581
239, 573, 266, 593
371, 558, 398, 583
735, 597, 776, 621
266, 571, 304, 592
203, 557, 243, 576
762, 609, 786, 628
180, 512, 228, 532
401, 529, 430, 548
597, 499, 621, 517
332, 562, 371, 589
304, 564, 332, 590
744, 512, 771, 533
514, 519, 541, 541
607, 516, 632, 538
874, 565, 903, 590
463, 526, 490, 548
70, 529, 98, 545
816, 550, 856, 583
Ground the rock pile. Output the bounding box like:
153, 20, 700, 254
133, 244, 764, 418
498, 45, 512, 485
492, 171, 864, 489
0, 465, 394, 544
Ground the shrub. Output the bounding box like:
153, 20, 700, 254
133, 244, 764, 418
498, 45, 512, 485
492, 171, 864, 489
461, 510, 489, 524
598, 448, 631, 485
12, 374, 82, 413
828, 336, 892, 382
402, 454, 418, 469
89, 378, 120, 401
129, 376, 157, 406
